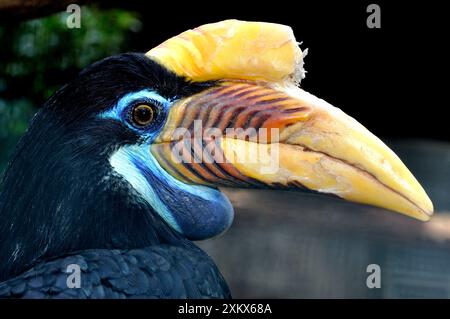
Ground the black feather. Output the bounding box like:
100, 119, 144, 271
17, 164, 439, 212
0, 244, 230, 298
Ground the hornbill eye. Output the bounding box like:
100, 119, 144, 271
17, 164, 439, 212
131, 104, 156, 127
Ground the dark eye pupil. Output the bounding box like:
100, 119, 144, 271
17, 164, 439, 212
133, 105, 154, 126
137, 108, 151, 120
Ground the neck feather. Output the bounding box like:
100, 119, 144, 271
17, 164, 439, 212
0, 110, 181, 281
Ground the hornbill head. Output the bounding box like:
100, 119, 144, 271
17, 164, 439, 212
0, 20, 433, 278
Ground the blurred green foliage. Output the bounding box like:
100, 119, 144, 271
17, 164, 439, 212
0, 6, 142, 175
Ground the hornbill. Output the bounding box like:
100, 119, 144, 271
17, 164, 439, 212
0, 20, 433, 298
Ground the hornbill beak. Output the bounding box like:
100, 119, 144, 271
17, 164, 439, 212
147, 20, 433, 221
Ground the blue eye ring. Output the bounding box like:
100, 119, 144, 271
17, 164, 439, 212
126, 98, 164, 130
99, 90, 171, 135
129, 103, 156, 127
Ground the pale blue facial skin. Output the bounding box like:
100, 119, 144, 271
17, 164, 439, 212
100, 90, 234, 240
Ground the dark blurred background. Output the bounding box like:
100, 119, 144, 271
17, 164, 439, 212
0, 1, 449, 298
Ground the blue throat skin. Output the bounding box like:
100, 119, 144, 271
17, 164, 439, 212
103, 90, 234, 240
109, 144, 234, 240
